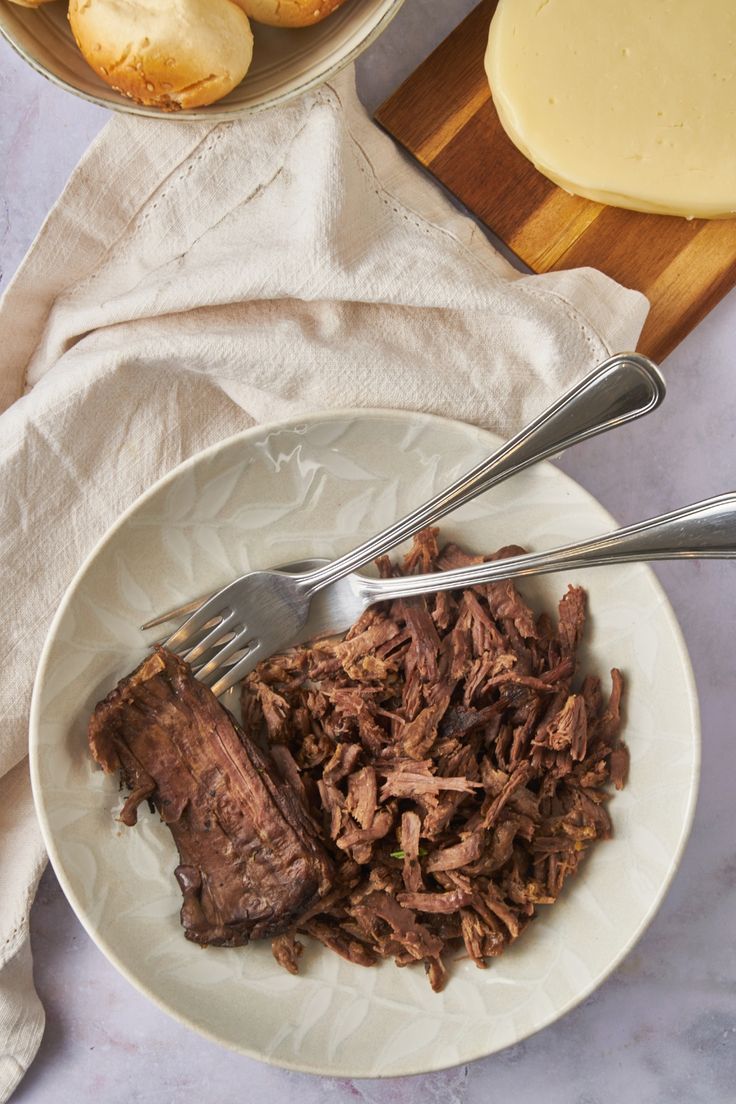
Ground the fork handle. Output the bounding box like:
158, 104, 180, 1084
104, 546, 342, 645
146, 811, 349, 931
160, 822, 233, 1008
300, 352, 664, 597
354, 493, 736, 601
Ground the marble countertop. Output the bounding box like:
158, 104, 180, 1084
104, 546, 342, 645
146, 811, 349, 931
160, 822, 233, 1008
2, 2, 735, 1101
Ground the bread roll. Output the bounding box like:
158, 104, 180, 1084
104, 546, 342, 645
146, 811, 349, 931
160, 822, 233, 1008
232, 0, 348, 28
7, 1, 57, 7
68, 0, 254, 111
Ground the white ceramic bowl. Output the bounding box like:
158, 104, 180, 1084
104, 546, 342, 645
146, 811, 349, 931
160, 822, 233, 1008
30, 409, 700, 1076
0, 0, 403, 119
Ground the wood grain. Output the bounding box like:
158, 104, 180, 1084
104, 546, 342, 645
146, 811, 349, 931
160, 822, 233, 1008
374, 0, 736, 361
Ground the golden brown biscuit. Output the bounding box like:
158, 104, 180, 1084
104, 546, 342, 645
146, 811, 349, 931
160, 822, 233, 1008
68, 0, 254, 110
232, 0, 348, 28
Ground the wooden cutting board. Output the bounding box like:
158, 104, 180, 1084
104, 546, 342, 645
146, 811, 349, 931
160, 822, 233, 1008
374, 0, 736, 360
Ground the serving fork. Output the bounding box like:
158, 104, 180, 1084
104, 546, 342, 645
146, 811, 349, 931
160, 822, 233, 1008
149, 352, 664, 694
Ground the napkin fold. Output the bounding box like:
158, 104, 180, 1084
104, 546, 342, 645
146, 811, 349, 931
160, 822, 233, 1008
0, 67, 648, 1101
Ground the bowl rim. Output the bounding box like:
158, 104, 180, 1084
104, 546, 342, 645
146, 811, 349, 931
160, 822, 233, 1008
29, 405, 702, 1077
0, 0, 405, 120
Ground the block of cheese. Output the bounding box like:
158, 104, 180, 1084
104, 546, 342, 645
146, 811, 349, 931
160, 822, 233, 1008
485, 0, 736, 219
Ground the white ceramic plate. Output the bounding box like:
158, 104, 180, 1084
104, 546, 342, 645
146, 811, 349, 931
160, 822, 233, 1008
0, 0, 403, 119
30, 410, 700, 1077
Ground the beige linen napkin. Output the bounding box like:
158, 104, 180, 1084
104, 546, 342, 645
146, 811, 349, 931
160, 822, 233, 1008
0, 67, 648, 1100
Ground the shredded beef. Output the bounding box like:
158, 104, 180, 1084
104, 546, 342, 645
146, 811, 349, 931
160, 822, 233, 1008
271, 932, 304, 975
237, 530, 629, 990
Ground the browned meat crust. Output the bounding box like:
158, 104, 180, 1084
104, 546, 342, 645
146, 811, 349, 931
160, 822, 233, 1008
88, 647, 334, 946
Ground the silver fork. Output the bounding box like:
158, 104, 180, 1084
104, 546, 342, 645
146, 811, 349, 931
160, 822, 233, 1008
160, 352, 664, 694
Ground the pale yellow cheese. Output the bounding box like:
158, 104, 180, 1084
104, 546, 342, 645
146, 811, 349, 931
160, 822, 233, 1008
485, 0, 736, 219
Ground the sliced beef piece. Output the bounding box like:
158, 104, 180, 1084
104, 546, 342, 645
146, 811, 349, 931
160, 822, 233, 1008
537, 694, 588, 761
557, 585, 587, 658
399, 596, 441, 683
399, 810, 424, 893
396, 889, 474, 913
300, 919, 377, 967
483, 577, 539, 642
426, 956, 447, 992
599, 668, 625, 741
350, 890, 444, 962
425, 832, 485, 873
89, 647, 334, 946
609, 744, 630, 790
346, 766, 378, 828
271, 932, 303, 975
379, 770, 481, 799
402, 527, 441, 574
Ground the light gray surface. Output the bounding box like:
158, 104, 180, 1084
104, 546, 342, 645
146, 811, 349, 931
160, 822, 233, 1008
2, 1, 735, 1100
